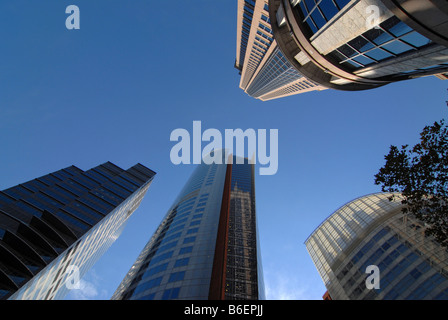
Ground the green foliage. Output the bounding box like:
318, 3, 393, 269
375, 119, 448, 247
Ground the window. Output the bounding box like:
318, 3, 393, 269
179, 246, 193, 255
102, 182, 131, 199
72, 174, 99, 189
168, 224, 185, 234
72, 201, 104, 218
63, 206, 97, 225
3, 186, 33, 200
183, 236, 196, 244
22, 179, 48, 192
400, 32, 431, 47
58, 180, 87, 196
55, 210, 90, 231
84, 170, 109, 184
162, 287, 180, 300
364, 28, 393, 45
435, 288, 448, 300
63, 166, 83, 176
40, 189, 70, 205
142, 263, 168, 279
174, 258, 189, 268
382, 41, 412, 55
319, 0, 339, 20
156, 241, 178, 254
102, 162, 124, 175
34, 192, 65, 208
168, 271, 185, 282
51, 169, 73, 181
296, 0, 351, 35
171, 217, 188, 227
327, 16, 433, 70
246, 47, 303, 98
38, 174, 62, 186
140, 293, 156, 300
80, 193, 114, 214
186, 228, 199, 234
132, 277, 163, 297
364, 48, 391, 61
0, 191, 16, 204
405, 273, 448, 299
162, 232, 182, 243
91, 188, 123, 206
349, 36, 374, 53
112, 176, 138, 192
149, 251, 173, 265
118, 174, 141, 187
15, 200, 42, 217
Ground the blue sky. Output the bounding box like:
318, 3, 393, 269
0, 0, 446, 300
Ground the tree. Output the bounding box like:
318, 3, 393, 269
374, 118, 448, 247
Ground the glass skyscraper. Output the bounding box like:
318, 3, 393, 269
235, 0, 327, 101
306, 192, 448, 300
112, 153, 265, 300
0, 162, 156, 300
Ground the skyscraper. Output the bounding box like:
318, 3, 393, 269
236, 0, 448, 100
269, 0, 448, 91
112, 153, 265, 300
305, 192, 448, 300
0, 162, 156, 300
236, 0, 327, 101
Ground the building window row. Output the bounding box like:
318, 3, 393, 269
295, 0, 351, 34
328, 16, 433, 70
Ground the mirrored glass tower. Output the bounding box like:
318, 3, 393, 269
0, 162, 156, 300
112, 153, 265, 300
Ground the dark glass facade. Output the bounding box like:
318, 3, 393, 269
225, 158, 263, 299
112, 155, 264, 300
0, 162, 155, 300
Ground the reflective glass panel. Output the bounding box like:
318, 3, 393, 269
382, 41, 413, 54
388, 21, 412, 37
364, 28, 393, 45
319, 0, 338, 20
401, 32, 431, 47
365, 48, 393, 61
352, 55, 375, 66
338, 44, 356, 58
311, 9, 327, 29
349, 36, 374, 52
